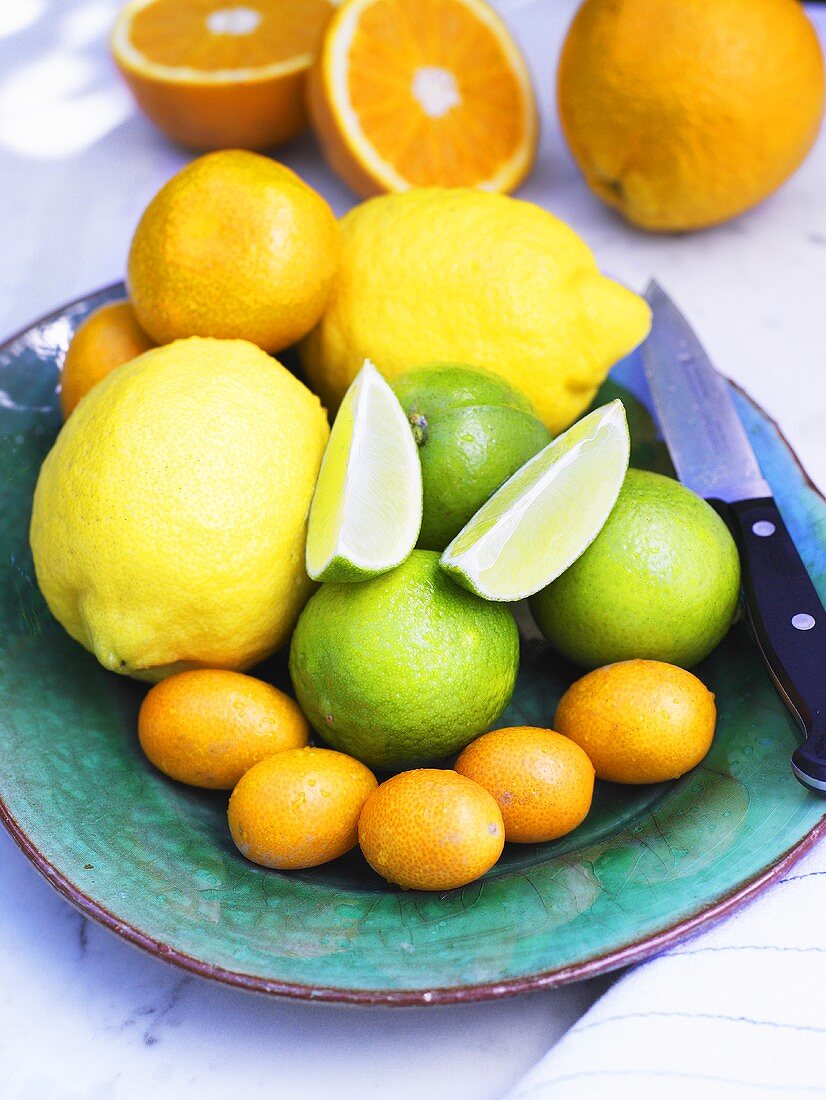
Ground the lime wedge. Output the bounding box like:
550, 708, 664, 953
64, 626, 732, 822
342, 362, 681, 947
306, 359, 422, 582
439, 400, 630, 601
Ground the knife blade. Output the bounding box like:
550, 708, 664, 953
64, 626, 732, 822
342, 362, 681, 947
642, 281, 826, 794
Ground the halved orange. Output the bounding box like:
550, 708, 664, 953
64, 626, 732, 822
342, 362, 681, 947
308, 0, 538, 197
111, 0, 335, 151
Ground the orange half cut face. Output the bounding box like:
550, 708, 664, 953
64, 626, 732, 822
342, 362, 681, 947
309, 0, 538, 196
122, 0, 334, 75
112, 0, 335, 150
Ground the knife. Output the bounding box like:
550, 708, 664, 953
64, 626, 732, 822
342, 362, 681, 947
642, 281, 826, 794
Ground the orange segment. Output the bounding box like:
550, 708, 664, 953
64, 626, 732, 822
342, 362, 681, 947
308, 0, 537, 196
111, 0, 335, 151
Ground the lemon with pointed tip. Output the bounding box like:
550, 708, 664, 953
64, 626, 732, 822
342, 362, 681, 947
299, 188, 651, 434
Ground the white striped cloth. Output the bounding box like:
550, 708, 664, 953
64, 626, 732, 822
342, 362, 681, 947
506, 843, 826, 1098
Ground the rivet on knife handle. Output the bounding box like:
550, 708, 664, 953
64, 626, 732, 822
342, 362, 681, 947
727, 496, 826, 792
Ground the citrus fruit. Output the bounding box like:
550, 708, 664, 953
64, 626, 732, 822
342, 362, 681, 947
441, 400, 629, 601
391, 362, 551, 551
111, 0, 335, 151
530, 468, 741, 669
588, 378, 673, 478
127, 150, 340, 352
358, 769, 505, 890
138, 669, 310, 788
299, 188, 651, 434
554, 659, 717, 783
60, 300, 154, 419
306, 359, 422, 582
557, 0, 825, 231
289, 550, 519, 770
455, 726, 595, 843
307, 0, 537, 197
228, 747, 377, 869
30, 337, 329, 680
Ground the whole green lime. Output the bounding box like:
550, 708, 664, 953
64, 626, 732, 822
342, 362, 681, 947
530, 468, 741, 668
289, 550, 520, 770
391, 363, 552, 550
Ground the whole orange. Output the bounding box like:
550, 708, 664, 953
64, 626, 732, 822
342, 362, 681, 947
553, 660, 717, 784
60, 300, 154, 418
127, 150, 340, 352
358, 769, 504, 891
455, 726, 594, 843
557, 0, 825, 230
228, 747, 377, 869
138, 669, 309, 788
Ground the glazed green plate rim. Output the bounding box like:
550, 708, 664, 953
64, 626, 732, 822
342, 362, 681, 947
1, 284, 825, 1006
2, 782, 825, 1005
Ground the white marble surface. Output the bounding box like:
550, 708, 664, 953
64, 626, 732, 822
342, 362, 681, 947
0, 2, 824, 1097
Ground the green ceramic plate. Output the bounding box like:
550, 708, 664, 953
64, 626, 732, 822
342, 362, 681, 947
1, 285, 824, 1005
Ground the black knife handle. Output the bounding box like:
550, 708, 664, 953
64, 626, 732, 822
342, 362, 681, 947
727, 497, 826, 793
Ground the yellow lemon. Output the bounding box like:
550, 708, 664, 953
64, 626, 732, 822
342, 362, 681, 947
299, 188, 650, 434
30, 337, 329, 681
127, 150, 340, 352
558, 0, 825, 231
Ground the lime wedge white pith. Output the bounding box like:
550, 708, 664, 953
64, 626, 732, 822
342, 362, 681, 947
439, 400, 630, 601
306, 359, 422, 582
